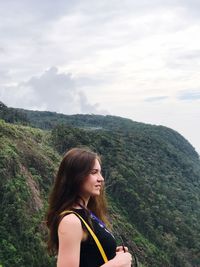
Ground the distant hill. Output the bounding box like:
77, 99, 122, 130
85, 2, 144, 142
0, 102, 29, 125
0, 102, 200, 267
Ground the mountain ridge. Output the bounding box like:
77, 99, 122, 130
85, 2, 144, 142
0, 102, 200, 266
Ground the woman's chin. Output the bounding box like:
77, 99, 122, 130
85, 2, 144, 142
91, 190, 101, 196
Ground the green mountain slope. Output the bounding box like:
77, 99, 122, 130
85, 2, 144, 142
0, 120, 59, 267
51, 123, 200, 266
0, 104, 200, 267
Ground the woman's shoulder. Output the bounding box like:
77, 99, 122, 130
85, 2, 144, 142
58, 213, 82, 234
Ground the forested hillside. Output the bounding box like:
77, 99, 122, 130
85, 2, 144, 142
0, 103, 200, 267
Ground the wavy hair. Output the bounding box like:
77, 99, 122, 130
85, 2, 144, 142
46, 147, 109, 255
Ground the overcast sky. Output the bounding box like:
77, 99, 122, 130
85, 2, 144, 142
0, 0, 200, 154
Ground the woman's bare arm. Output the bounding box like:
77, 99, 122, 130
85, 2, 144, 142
57, 214, 83, 267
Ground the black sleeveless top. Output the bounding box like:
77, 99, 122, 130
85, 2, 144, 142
71, 208, 117, 267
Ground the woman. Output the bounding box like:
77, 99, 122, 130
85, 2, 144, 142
46, 147, 132, 267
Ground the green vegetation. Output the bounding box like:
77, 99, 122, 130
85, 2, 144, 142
0, 120, 58, 267
0, 103, 200, 266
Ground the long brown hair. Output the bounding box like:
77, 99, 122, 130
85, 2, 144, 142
46, 147, 109, 255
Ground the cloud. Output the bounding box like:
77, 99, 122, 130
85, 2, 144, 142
0, 0, 200, 153
0, 47, 6, 54
177, 90, 200, 101
144, 96, 169, 102
0, 1, 76, 25
176, 49, 200, 60
0, 69, 10, 84
166, 47, 200, 71
0, 67, 108, 115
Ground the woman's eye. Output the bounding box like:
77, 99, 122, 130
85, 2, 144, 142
91, 169, 102, 175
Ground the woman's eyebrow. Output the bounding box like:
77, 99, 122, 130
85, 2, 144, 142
91, 168, 101, 171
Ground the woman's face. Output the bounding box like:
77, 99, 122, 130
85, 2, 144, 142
80, 159, 104, 200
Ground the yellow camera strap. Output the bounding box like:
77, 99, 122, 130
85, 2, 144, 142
60, 210, 108, 263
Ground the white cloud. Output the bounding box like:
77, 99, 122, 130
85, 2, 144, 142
0, 0, 200, 153
177, 89, 200, 101
0, 67, 108, 114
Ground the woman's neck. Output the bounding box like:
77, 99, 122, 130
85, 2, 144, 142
74, 196, 90, 209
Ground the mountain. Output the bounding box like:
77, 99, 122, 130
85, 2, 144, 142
0, 103, 200, 267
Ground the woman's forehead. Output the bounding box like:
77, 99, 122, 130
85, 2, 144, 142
92, 158, 101, 169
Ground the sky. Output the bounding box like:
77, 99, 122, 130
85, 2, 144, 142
0, 0, 200, 154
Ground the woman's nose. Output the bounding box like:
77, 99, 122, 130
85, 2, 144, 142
98, 173, 104, 181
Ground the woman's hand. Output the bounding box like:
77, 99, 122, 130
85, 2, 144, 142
116, 246, 129, 253
113, 251, 132, 267
101, 251, 132, 267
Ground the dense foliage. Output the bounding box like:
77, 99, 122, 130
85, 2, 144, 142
0, 102, 28, 125
0, 103, 200, 267
0, 120, 58, 267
